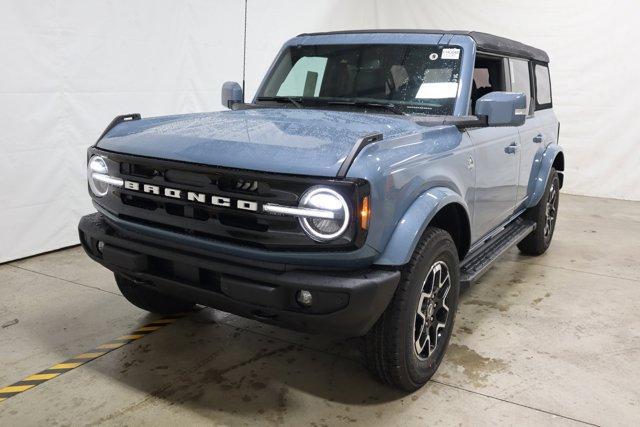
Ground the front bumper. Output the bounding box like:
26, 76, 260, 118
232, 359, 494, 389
78, 213, 400, 337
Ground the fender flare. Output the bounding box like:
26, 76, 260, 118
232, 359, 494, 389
527, 144, 564, 208
375, 187, 469, 266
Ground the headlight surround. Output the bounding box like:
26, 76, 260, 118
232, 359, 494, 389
88, 155, 123, 197
88, 156, 110, 197
298, 187, 350, 242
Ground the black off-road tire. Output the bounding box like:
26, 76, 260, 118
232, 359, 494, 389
518, 168, 560, 256
115, 273, 195, 315
363, 227, 460, 391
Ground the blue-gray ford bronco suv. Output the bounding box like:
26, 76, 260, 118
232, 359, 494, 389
79, 30, 563, 391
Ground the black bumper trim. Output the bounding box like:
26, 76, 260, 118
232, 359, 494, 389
79, 213, 400, 337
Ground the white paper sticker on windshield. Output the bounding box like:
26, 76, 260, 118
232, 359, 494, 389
415, 82, 458, 99
441, 48, 460, 60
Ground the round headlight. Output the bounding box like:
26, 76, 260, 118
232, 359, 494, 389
299, 187, 350, 242
88, 155, 109, 197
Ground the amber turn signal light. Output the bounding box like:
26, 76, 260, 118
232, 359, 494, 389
360, 196, 370, 230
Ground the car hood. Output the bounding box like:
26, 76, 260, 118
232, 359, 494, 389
97, 108, 426, 177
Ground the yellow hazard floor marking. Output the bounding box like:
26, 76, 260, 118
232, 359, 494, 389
134, 326, 162, 332
0, 385, 35, 393
25, 373, 59, 381
50, 362, 83, 370
150, 318, 178, 324
116, 334, 145, 340
0, 312, 192, 403
96, 342, 126, 350
75, 352, 107, 359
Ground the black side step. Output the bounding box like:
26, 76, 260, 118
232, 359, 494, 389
460, 218, 536, 286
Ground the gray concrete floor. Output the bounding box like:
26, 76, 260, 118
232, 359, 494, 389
0, 194, 638, 426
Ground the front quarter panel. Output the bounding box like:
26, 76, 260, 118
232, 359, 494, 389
375, 187, 469, 265
346, 126, 475, 265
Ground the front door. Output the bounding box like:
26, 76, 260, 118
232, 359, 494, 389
467, 127, 520, 240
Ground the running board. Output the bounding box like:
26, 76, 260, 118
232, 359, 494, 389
460, 218, 536, 286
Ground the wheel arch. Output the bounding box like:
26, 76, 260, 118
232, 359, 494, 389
375, 187, 471, 266
552, 150, 565, 188
428, 202, 471, 261
527, 144, 564, 208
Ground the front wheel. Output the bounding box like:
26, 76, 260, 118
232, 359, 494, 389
363, 227, 460, 391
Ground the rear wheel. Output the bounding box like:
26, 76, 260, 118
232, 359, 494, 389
518, 168, 560, 256
363, 227, 460, 391
115, 273, 195, 315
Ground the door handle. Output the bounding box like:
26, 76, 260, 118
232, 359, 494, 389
504, 142, 519, 154
533, 134, 543, 143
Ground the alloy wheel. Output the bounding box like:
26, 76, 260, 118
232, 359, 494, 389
544, 183, 558, 238
414, 261, 452, 360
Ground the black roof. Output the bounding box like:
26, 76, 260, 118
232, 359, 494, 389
297, 29, 549, 63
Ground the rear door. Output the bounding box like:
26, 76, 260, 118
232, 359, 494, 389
511, 59, 557, 209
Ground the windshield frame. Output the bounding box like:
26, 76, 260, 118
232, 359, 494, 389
254, 41, 468, 117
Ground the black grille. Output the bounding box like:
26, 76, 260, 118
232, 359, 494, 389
90, 148, 369, 251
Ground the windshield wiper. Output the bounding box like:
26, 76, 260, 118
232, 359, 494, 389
326, 100, 407, 116
256, 96, 304, 109
256, 97, 408, 115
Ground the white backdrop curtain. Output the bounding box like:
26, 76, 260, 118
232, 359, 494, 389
1, 0, 638, 262
0, 0, 244, 262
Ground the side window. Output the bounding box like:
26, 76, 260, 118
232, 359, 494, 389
534, 64, 552, 109
509, 58, 532, 115
277, 57, 328, 97
470, 56, 507, 114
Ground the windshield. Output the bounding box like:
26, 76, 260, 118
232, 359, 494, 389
256, 44, 462, 115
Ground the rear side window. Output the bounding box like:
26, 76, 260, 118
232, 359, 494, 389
509, 58, 532, 115
534, 64, 552, 109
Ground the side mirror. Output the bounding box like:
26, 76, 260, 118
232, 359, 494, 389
476, 92, 526, 126
221, 81, 243, 109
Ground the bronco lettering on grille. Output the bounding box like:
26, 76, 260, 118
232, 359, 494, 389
123, 180, 258, 212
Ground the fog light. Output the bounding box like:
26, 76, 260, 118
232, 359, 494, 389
296, 290, 313, 307
97, 241, 105, 254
